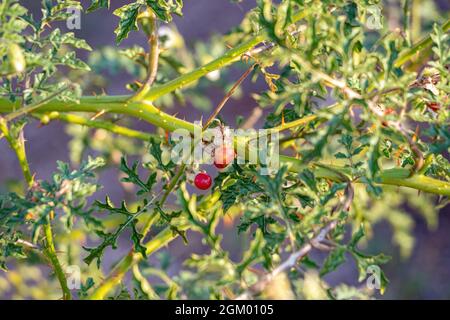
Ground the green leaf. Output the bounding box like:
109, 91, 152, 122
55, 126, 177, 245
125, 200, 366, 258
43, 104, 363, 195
120, 157, 157, 195
334, 152, 348, 159
351, 251, 390, 294
149, 138, 176, 172
113, 2, 142, 44
299, 169, 318, 192
87, 0, 110, 12
348, 224, 365, 250
49, 30, 92, 51
146, 0, 183, 23
367, 134, 381, 179
320, 247, 346, 276
131, 219, 147, 258
215, 169, 264, 213
84, 196, 150, 267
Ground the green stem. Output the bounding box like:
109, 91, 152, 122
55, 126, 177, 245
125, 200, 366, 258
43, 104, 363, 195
0, 118, 33, 186
0, 96, 196, 133
280, 156, 450, 196
133, 10, 310, 102
43, 221, 72, 300
134, 35, 265, 102
3, 97, 448, 196
394, 18, 450, 67
1, 119, 71, 300
5, 85, 70, 122
411, 0, 421, 42
37, 112, 161, 142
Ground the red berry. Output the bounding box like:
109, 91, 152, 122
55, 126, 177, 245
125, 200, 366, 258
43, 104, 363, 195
426, 102, 440, 112
213, 145, 235, 169
194, 172, 212, 190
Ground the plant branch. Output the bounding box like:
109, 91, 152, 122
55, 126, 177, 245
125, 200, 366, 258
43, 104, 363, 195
42, 219, 72, 300
235, 220, 338, 300
394, 18, 449, 67
133, 9, 160, 101
4, 85, 70, 122
132, 11, 310, 102
282, 157, 450, 197
0, 118, 33, 186
36, 112, 160, 142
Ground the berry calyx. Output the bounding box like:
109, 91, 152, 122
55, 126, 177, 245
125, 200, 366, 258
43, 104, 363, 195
194, 172, 212, 190
213, 145, 235, 169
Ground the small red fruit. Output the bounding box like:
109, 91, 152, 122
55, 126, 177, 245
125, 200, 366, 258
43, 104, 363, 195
194, 172, 212, 190
426, 102, 441, 112
213, 145, 235, 169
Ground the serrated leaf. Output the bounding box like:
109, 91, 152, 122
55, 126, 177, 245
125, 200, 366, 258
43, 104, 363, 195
113, 2, 142, 44
131, 219, 147, 258
146, 0, 183, 22
348, 224, 365, 250
320, 247, 346, 276
87, 0, 110, 12
334, 152, 348, 159
120, 157, 156, 195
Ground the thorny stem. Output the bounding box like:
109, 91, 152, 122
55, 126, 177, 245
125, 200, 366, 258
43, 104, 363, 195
88, 223, 188, 300
0, 12, 448, 300
133, 9, 160, 101
43, 220, 72, 300
0, 119, 72, 300
36, 112, 161, 142
130, 11, 310, 102
0, 118, 33, 185
5, 85, 70, 122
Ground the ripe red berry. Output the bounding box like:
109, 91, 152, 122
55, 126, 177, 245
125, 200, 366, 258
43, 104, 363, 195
194, 172, 212, 190
213, 145, 235, 169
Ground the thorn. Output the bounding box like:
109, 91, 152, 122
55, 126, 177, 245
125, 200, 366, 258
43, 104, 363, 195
90, 109, 106, 121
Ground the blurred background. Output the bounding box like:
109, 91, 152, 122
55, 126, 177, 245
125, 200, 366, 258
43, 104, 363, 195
0, 0, 449, 299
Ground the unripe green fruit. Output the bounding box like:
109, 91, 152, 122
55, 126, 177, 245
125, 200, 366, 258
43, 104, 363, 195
40, 115, 51, 125
8, 43, 26, 74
